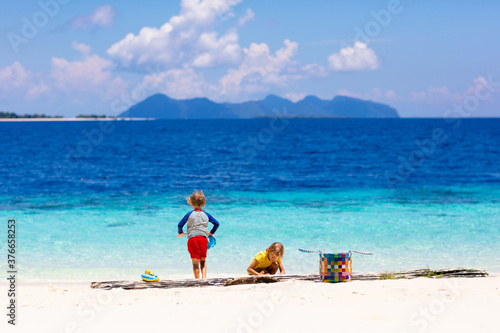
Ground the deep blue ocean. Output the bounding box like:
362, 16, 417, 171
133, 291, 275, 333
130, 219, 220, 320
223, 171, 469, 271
1, 118, 499, 281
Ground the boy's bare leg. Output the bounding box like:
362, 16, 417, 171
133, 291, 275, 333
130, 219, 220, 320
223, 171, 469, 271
200, 259, 207, 278
191, 259, 200, 279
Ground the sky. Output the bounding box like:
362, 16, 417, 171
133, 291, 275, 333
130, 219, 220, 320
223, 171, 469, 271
1, 0, 499, 117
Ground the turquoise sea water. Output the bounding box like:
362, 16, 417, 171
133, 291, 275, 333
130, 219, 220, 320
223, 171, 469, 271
1, 119, 499, 281
3, 187, 499, 282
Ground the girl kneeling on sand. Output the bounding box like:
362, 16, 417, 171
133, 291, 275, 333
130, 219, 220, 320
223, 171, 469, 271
247, 242, 286, 275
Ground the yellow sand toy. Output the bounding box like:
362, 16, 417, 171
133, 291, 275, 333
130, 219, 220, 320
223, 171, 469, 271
141, 269, 159, 282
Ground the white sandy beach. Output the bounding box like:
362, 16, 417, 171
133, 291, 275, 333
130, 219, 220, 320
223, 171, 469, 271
2, 276, 498, 333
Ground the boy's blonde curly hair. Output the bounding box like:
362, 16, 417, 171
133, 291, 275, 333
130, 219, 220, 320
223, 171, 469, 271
187, 190, 206, 208
267, 242, 284, 258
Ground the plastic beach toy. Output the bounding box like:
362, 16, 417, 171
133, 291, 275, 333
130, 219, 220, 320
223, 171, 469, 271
207, 235, 216, 249
141, 269, 159, 282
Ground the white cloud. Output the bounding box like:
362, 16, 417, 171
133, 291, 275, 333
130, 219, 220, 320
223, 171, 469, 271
337, 76, 500, 107
428, 86, 461, 104
219, 39, 300, 98
139, 38, 311, 102
463, 76, 500, 101
26, 81, 50, 100
72, 41, 91, 57
408, 86, 461, 104
334, 77, 500, 117
192, 30, 242, 67
284, 92, 307, 102
70, 5, 118, 30
107, 0, 243, 69
385, 89, 397, 100
105, 0, 332, 101
144, 66, 216, 100
238, 8, 254, 26
328, 42, 380, 71
302, 63, 328, 77
407, 78, 500, 105
0, 42, 130, 105
409, 91, 427, 103
336, 89, 364, 99
50, 44, 128, 99
0, 62, 29, 90
0, 62, 50, 100
51, 56, 112, 92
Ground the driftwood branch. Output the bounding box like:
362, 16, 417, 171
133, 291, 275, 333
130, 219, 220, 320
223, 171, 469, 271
353, 267, 489, 280
90, 274, 317, 290
90, 268, 488, 290
224, 276, 279, 286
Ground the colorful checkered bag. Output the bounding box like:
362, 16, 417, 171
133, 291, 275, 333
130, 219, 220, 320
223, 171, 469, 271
299, 248, 373, 283
320, 252, 352, 282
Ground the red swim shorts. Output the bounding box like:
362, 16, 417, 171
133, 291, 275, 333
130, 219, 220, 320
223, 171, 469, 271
187, 235, 208, 259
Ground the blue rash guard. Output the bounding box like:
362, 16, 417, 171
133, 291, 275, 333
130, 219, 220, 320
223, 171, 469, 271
178, 210, 220, 239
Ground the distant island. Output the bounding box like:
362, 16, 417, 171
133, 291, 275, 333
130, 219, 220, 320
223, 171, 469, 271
0, 111, 153, 121
1, 94, 400, 120
0, 112, 112, 119
76, 114, 111, 119
0, 111, 63, 119
120, 94, 400, 119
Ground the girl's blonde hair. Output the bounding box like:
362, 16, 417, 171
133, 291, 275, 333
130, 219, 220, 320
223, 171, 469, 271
267, 242, 284, 258
187, 190, 206, 208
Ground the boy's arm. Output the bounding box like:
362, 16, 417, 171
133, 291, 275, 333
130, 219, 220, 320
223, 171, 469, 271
278, 262, 286, 274
177, 212, 191, 234
204, 212, 220, 235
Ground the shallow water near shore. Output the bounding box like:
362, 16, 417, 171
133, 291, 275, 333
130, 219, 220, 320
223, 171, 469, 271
1, 119, 499, 281
3, 186, 499, 282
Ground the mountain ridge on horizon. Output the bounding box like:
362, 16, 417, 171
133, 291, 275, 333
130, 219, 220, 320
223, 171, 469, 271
119, 93, 400, 119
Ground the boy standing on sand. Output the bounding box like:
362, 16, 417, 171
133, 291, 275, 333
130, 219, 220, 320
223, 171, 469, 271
177, 190, 220, 279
